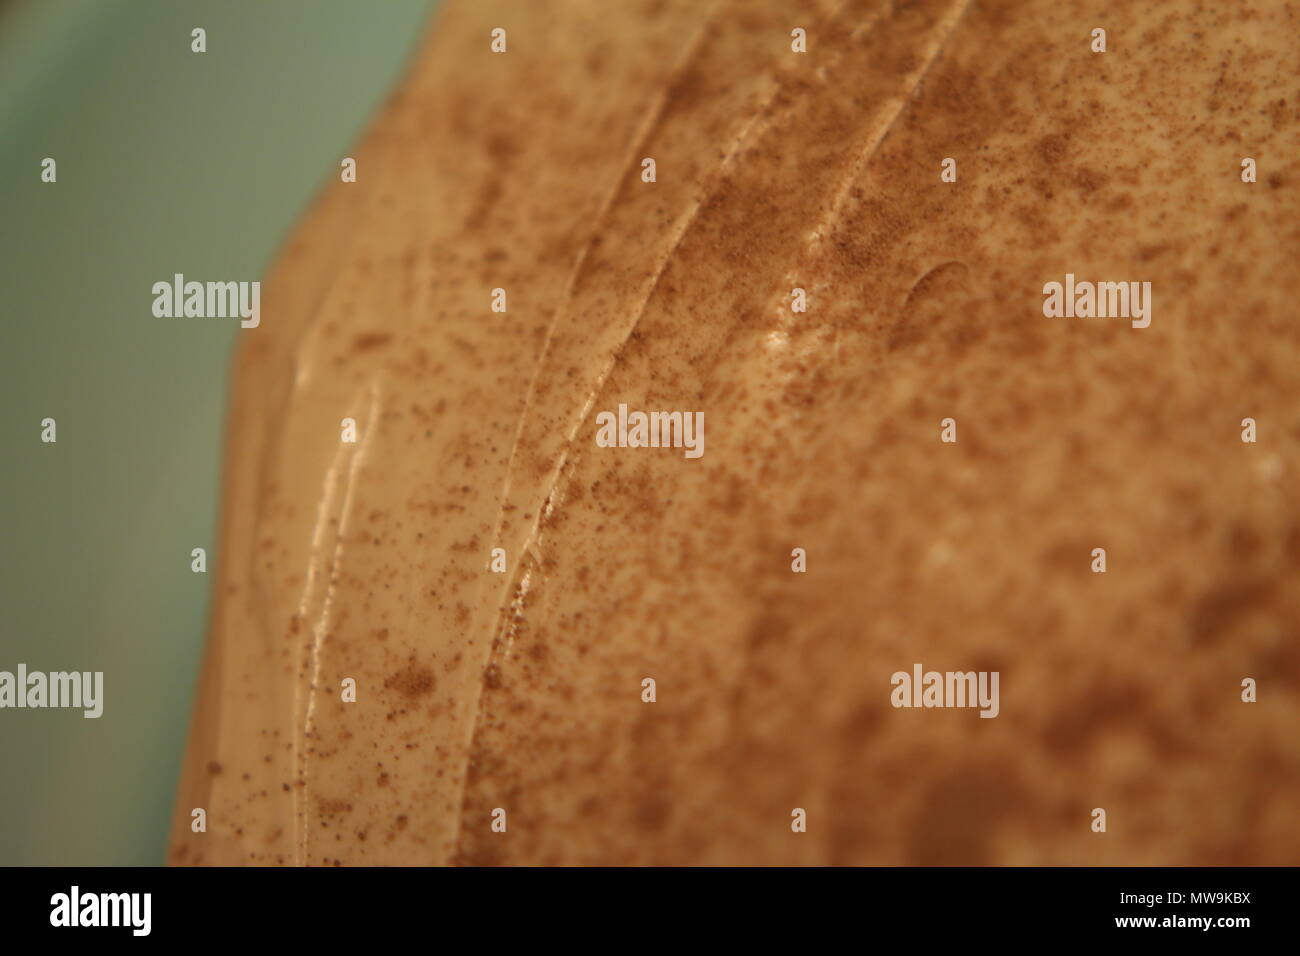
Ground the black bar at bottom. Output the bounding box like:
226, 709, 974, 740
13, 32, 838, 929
3, 866, 1287, 942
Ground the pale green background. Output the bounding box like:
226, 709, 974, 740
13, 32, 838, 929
0, 0, 434, 865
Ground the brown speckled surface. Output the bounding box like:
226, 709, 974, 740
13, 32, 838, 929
171, 0, 1300, 865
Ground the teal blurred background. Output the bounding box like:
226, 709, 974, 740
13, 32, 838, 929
0, 0, 434, 865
